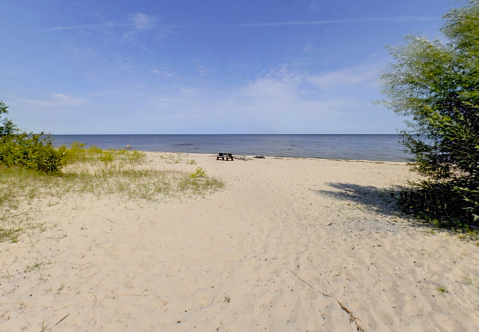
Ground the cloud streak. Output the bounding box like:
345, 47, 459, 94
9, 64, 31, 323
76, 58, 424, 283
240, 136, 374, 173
42, 23, 130, 32
41, 22, 181, 32
22, 94, 87, 106
39, 13, 180, 45
229, 16, 439, 28
40, 13, 182, 32
41, 15, 438, 32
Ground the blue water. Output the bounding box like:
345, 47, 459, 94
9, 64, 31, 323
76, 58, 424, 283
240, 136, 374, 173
51, 134, 409, 162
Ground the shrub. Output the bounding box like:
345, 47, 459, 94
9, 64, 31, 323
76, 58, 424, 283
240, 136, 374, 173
61, 141, 146, 165
0, 132, 65, 174
379, 0, 479, 227
190, 167, 206, 178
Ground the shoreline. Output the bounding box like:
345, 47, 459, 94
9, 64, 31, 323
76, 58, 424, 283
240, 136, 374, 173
98, 149, 412, 163
50, 134, 409, 162
181, 151, 410, 165
1, 152, 477, 331
56, 146, 410, 163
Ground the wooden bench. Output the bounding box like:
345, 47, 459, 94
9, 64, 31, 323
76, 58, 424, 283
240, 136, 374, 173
216, 153, 234, 161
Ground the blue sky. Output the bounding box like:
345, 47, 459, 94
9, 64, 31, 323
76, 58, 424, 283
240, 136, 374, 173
0, 0, 456, 134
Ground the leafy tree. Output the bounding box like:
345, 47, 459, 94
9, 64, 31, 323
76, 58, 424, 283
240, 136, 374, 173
379, 0, 479, 226
0, 100, 17, 136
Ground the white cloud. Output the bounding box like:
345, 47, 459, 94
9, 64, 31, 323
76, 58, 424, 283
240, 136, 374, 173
302, 44, 313, 53
195, 64, 209, 76
152, 68, 176, 78
122, 13, 171, 42
65, 46, 100, 61
307, 64, 381, 89
22, 94, 87, 106
130, 13, 158, 30
241, 66, 302, 99
11, 61, 400, 134
133, 61, 398, 133
310, 0, 321, 10
150, 65, 369, 122
240, 63, 380, 98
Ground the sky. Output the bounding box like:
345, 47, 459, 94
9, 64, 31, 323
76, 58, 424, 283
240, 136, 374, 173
0, 0, 458, 134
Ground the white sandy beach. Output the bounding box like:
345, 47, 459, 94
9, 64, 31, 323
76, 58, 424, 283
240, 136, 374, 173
1, 152, 479, 331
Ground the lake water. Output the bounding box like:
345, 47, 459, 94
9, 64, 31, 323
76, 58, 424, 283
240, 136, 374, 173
51, 134, 409, 162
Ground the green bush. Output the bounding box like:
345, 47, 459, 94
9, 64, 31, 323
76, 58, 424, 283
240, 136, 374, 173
61, 141, 146, 165
379, 0, 479, 227
190, 167, 206, 178
0, 132, 65, 174
397, 183, 473, 224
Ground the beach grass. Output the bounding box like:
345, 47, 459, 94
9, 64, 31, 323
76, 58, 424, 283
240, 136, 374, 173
0, 144, 224, 242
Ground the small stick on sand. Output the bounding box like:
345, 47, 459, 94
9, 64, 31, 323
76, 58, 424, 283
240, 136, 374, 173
49, 313, 69, 331
291, 271, 364, 332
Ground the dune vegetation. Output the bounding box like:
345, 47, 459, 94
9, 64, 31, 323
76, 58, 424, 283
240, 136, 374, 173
0, 102, 223, 242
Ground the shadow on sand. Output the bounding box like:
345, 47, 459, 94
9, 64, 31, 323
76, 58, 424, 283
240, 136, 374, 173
315, 182, 445, 232
316, 182, 400, 215
315, 183, 479, 240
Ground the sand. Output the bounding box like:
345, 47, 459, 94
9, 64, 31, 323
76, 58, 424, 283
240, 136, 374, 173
1, 152, 479, 332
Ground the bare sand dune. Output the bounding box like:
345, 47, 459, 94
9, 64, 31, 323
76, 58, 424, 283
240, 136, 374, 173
1, 153, 479, 331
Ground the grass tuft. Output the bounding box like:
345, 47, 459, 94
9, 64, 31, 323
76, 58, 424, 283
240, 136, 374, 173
0, 227, 22, 243
436, 285, 448, 297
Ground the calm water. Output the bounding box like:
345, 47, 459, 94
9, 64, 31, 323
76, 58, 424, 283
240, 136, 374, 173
51, 134, 409, 162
